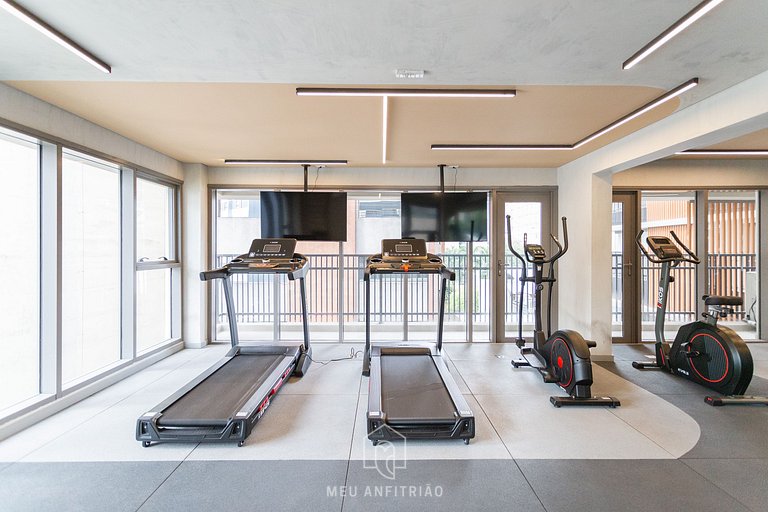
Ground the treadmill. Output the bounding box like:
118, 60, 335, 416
363, 239, 475, 445
136, 238, 311, 447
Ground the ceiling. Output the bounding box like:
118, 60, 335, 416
1, 0, 768, 167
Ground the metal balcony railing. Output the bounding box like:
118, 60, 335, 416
611, 252, 756, 323
213, 253, 538, 329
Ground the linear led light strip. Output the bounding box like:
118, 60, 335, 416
432, 78, 698, 151
223, 160, 348, 165
676, 150, 768, 156
296, 87, 516, 98
0, 0, 111, 74
623, 0, 724, 70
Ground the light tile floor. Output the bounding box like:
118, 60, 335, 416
1, 342, 767, 512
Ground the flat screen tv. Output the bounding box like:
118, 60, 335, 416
260, 191, 348, 241
400, 192, 488, 242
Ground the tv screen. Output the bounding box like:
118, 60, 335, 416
400, 192, 488, 242
260, 191, 348, 241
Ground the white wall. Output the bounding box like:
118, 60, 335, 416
208, 166, 557, 188
182, 163, 209, 348
614, 159, 768, 188
0, 83, 183, 180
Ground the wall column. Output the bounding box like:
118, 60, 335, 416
557, 167, 613, 360
182, 163, 209, 348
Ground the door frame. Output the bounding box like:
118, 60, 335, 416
611, 191, 641, 343
491, 190, 556, 343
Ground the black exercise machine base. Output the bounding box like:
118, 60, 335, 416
550, 396, 621, 408
632, 361, 662, 369
705, 395, 768, 406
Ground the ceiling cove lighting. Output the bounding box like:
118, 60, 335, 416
431, 78, 698, 152
296, 87, 516, 98
0, 0, 111, 74
676, 150, 768, 156
623, 0, 725, 70
224, 159, 348, 166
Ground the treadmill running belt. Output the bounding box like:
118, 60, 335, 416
380, 354, 457, 423
159, 354, 285, 425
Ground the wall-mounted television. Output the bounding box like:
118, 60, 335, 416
260, 191, 348, 241
400, 192, 488, 242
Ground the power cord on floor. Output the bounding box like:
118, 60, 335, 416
307, 347, 362, 366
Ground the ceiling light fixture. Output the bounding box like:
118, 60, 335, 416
572, 78, 698, 148
224, 159, 348, 166
431, 144, 572, 151
431, 78, 698, 151
382, 96, 388, 164
676, 150, 768, 156
0, 0, 111, 74
296, 87, 516, 98
623, 0, 725, 70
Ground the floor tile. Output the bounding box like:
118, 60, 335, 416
444, 342, 521, 361
0, 461, 178, 512
477, 393, 673, 459
662, 393, 768, 459
283, 360, 362, 395
349, 394, 509, 460
518, 459, 752, 512
683, 458, 768, 512
139, 460, 346, 512
342, 459, 544, 511
589, 364, 700, 458
21, 393, 196, 462
752, 360, 768, 379
187, 393, 358, 460
451, 358, 554, 396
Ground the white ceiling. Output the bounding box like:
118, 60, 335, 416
1, 0, 767, 166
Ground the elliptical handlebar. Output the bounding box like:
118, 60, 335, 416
505, 215, 526, 264
636, 229, 700, 265
506, 215, 569, 264
670, 230, 701, 264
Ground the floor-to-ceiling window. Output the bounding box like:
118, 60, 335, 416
0, 128, 40, 412
707, 190, 759, 339
0, 122, 182, 424
212, 189, 491, 342
61, 151, 122, 386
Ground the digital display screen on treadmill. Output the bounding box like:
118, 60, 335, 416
263, 244, 281, 253
395, 244, 413, 253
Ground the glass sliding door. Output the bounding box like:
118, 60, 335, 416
495, 192, 552, 342
61, 150, 122, 386
0, 128, 40, 412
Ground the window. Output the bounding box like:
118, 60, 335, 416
0, 128, 40, 412
136, 177, 177, 352
61, 150, 121, 386
212, 189, 490, 342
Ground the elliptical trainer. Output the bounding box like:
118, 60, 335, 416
507, 216, 620, 408
633, 230, 768, 406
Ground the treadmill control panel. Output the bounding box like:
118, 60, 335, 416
247, 238, 296, 259
200, 238, 308, 280
368, 239, 449, 274
381, 239, 428, 260
647, 236, 683, 260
